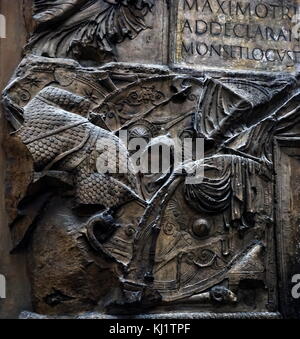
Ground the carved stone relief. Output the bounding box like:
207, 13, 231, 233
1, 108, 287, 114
2, 0, 300, 318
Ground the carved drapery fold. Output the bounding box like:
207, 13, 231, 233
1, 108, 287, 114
2, 0, 300, 317
28, 0, 154, 62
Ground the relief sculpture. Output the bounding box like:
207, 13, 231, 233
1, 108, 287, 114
2, 0, 300, 318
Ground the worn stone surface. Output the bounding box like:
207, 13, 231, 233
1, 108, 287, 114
0, 0, 34, 319
172, 0, 300, 72
1, 0, 300, 319
19, 310, 282, 319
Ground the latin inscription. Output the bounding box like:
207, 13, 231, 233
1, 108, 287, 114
174, 0, 300, 71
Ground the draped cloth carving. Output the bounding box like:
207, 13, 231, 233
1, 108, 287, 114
2, 0, 300, 317
29, 0, 154, 61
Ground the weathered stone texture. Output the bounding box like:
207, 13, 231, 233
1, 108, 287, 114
1, 0, 300, 319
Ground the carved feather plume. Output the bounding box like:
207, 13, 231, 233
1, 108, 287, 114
28, 0, 154, 61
